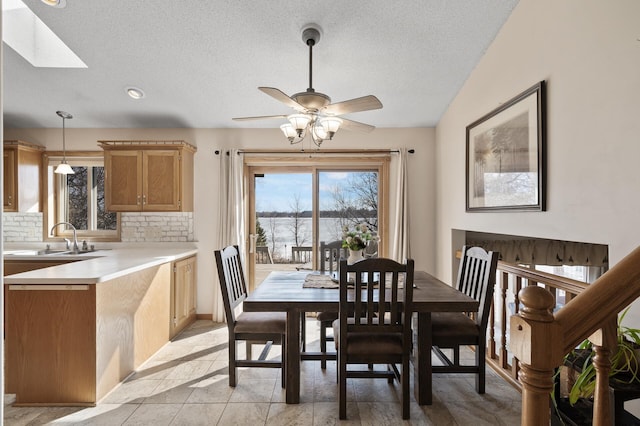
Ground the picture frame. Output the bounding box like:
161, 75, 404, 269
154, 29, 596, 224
466, 81, 546, 212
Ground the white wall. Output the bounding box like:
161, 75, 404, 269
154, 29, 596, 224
435, 0, 640, 284
4, 127, 435, 315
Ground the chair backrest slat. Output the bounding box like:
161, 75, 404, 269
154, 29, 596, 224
339, 258, 414, 338
214, 245, 248, 327
455, 246, 499, 327
319, 240, 346, 274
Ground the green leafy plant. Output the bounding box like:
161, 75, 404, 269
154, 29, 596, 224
567, 307, 640, 405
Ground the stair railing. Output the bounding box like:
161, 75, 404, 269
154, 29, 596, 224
510, 245, 640, 425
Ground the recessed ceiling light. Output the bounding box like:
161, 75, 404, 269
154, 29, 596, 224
41, 0, 66, 8
126, 87, 145, 100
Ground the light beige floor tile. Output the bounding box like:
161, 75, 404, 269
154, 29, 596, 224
122, 403, 182, 426
128, 359, 180, 381
170, 403, 226, 425
165, 359, 213, 380
352, 378, 402, 402
4, 406, 80, 426
101, 379, 162, 404
228, 378, 277, 403
143, 379, 196, 404
357, 401, 410, 426
186, 376, 235, 403
312, 401, 361, 425
47, 403, 138, 425
217, 402, 270, 425
266, 402, 314, 425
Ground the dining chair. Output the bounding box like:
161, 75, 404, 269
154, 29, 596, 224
214, 245, 287, 387
431, 245, 499, 394
334, 257, 414, 420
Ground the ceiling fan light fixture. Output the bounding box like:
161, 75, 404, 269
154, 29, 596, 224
287, 114, 311, 136
319, 117, 343, 140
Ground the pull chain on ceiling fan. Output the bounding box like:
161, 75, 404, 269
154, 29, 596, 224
233, 24, 383, 148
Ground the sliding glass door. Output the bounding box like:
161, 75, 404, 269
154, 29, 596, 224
246, 156, 388, 290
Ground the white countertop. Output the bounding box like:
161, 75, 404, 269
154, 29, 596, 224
4, 246, 198, 285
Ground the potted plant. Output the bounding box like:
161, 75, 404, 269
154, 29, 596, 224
566, 308, 640, 405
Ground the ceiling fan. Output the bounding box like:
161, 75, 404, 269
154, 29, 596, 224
233, 25, 383, 147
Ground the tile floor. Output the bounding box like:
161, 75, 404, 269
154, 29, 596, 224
4, 319, 522, 425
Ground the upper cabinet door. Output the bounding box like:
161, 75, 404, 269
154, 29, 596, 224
143, 150, 181, 211
104, 150, 143, 211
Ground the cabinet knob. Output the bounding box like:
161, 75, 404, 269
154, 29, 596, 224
136, 195, 141, 205
142, 194, 147, 205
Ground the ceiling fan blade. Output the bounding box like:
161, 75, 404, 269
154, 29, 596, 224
258, 87, 307, 112
340, 117, 376, 133
232, 114, 288, 121
323, 95, 383, 115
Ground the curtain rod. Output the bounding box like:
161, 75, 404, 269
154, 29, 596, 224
214, 149, 414, 155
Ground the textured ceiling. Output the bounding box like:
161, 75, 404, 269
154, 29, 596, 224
3, 0, 519, 129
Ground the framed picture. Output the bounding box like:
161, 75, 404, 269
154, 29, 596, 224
466, 81, 546, 212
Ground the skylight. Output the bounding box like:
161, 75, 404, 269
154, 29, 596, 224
2, 0, 87, 68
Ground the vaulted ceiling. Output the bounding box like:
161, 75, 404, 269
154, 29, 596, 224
3, 0, 519, 129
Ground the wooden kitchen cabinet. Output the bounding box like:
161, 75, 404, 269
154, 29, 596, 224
99, 140, 196, 212
171, 255, 197, 338
3, 140, 45, 212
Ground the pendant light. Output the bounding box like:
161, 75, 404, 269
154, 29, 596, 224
54, 110, 74, 175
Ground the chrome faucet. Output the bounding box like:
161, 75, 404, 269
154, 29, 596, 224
50, 222, 79, 253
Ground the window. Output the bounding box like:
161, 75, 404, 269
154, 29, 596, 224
45, 152, 120, 241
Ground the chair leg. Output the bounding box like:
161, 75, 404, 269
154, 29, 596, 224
320, 321, 327, 369
402, 358, 410, 419
339, 351, 347, 420
301, 312, 306, 352
476, 342, 486, 394
281, 334, 286, 389
246, 341, 252, 360
229, 338, 237, 387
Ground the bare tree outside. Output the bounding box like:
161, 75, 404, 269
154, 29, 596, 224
330, 172, 378, 233
66, 166, 117, 231
289, 192, 309, 247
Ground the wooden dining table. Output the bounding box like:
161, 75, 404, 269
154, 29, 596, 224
243, 270, 478, 405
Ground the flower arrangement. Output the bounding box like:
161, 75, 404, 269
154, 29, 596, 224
341, 224, 377, 251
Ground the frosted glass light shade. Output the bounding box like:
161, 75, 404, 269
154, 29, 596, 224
313, 123, 328, 140
280, 123, 298, 139
320, 117, 343, 137
287, 114, 311, 132
54, 162, 74, 174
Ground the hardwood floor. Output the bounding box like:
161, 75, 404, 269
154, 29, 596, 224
4, 319, 521, 425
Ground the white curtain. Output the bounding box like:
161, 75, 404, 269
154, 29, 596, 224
391, 148, 410, 262
212, 149, 245, 322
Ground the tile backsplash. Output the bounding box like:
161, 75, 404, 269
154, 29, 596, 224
120, 212, 194, 242
3, 213, 43, 242
3, 212, 194, 243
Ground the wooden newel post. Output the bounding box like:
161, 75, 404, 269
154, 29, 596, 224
510, 286, 562, 426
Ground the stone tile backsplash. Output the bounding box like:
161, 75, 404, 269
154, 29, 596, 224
2, 213, 43, 242
120, 212, 194, 242
3, 212, 194, 243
